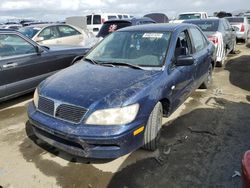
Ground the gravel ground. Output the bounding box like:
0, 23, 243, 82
0, 44, 249, 188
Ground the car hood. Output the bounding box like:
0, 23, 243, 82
40, 61, 161, 109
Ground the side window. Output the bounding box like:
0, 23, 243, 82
93, 15, 101, 24
174, 30, 192, 58
57, 25, 81, 37
108, 16, 117, 20
38, 26, 60, 40
87, 15, 92, 25
0, 34, 36, 58
225, 20, 232, 30
189, 27, 207, 53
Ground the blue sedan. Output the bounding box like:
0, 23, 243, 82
28, 24, 215, 158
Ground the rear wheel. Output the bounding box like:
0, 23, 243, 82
142, 102, 163, 151
199, 63, 213, 89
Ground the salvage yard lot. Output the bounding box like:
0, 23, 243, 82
0, 44, 250, 188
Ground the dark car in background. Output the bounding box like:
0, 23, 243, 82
84, 17, 156, 48
143, 13, 169, 23
225, 17, 249, 43
96, 17, 156, 38
28, 24, 214, 159
0, 30, 88, 102
184, 18, 236, 67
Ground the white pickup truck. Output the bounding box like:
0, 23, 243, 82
171, 12, 208, 23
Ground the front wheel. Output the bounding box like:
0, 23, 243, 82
199, 63, 213, 89
142, 102, 163, 151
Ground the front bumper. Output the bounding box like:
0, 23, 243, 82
28, 102, 145, 159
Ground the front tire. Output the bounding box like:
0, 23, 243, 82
199, 63, 213, 89
142, 102, 163, 151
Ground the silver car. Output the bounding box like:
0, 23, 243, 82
225, 17, 249, 43
19, 24, 88, 46
184, 18, 236, 67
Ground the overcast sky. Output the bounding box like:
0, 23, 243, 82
0, 0, 249, 21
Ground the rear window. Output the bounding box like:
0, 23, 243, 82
87, 15, 91, 25
97, 21, 132, 38
186, 20, 219, 32
18, 27, 41, 38
93, 15, 101, 24
226, 17, 244, 23
179, 13, 201, 20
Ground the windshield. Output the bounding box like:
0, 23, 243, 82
186, 20, 219, 32
18, 27, 41, 38
86, 31, 171, 67
97, 22, 132, 38
179, 13, 201, 20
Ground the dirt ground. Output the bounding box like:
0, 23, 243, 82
0, 44, 250, 188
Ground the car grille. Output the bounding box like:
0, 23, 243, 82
38, 96, 54, 116
38, 96, 87, 124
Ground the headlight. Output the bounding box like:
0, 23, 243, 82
33, 88, 39, 108
85, 103, 139, 125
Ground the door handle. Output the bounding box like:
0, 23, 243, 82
2, 63, 18, 68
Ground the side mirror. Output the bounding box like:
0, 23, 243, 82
35, 36, 44, 42
175, 55, 194, 66
35, 46, 44, 55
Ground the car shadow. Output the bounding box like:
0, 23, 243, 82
0, 93, 32, 110
247, 95, 250, 102
225, 55, 250, 91
108, 98, 250, 188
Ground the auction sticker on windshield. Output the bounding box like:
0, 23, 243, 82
142, 33, 163, 38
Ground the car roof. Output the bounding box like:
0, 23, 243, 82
0, 29, 17, 33
183, 18, 221, 22
179, 12, 207, 14
104, 17, 155, 24
118, 23, 191, 32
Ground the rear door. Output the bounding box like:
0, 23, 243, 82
57, 25, 83, 45
189, 27, 211, 87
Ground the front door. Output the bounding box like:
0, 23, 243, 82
169, 30, 196, 110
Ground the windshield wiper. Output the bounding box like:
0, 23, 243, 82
101, 62, 143, 70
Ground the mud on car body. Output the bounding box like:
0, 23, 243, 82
28, 23, 215, 158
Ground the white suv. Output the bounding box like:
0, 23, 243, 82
86, 13, 132, 35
